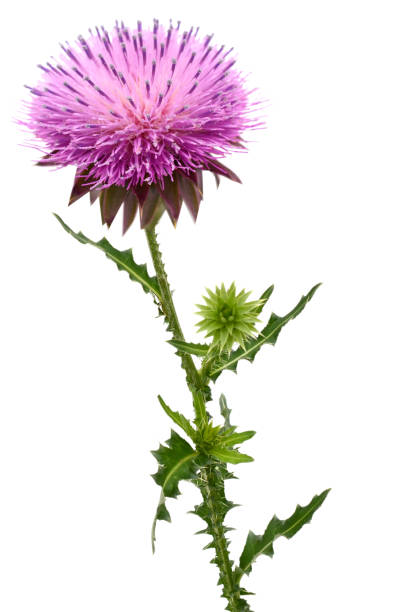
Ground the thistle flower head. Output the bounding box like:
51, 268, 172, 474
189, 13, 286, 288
196, 283, 263, 354
23, 20, 260, 231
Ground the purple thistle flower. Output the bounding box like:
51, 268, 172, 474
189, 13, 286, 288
23, 20, 260, 232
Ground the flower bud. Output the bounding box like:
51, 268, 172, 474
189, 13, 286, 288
196, 282, 263, 354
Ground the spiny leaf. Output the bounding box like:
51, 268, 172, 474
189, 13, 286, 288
54, 214, 161, 298
210, 447, 254, 464
167, 339, 210, 357
151, 430, 198, 551
157, 395, 195, 440
151, 431, 198, 498
238, 488, 330, 577
209, 284, 320, 381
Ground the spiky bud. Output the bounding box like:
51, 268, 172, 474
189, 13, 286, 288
196, 283, 263, 354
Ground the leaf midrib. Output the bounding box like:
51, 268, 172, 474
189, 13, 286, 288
162, 452, 198, 494
210, 312, 293, 377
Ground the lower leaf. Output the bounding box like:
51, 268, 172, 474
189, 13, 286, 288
238, 488, 330, 577
151, 430, 198, 551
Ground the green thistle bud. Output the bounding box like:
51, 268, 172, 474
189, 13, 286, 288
196, 282, 263, 354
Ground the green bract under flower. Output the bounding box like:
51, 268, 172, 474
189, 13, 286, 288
196, 283, 263, 354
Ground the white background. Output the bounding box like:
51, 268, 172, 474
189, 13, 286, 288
1, 1, 407, 610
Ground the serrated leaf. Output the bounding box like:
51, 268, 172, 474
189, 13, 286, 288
54, 214, 161, 298
167, 339, 210, 357
210, 447, 254, 464
157, 395, 195, 440
152, 431, 198, 498
209, 284, 320, 381
238, 488, 330, 577
151, 430, 198, 551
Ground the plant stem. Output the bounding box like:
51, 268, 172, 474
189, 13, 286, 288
198, 462, 244, 612
145, 225, 202, 394
145, 224, 249, 611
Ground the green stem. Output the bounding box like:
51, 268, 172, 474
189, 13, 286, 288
199, 463, 242, 612
145, 225, 202, 395
145, 223, 249, 611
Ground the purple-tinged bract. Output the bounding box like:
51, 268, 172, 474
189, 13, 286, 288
24, 20, 259, 231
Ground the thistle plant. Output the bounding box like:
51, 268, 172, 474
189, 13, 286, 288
22, 19, 330, 611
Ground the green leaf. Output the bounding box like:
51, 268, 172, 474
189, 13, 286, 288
54, 214, 161, 298
219, 394, 233, 431
209, 284, 320, 381
167, 339, 210, 357
256, 285, 275, 314
220, 431, 256, 447
211, 447, 254, 464
157, 395, 195, 440
238, 488, 330, 577
152, 430, 197, 498
218, 395, 256, 450
151, 430, 198, 551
